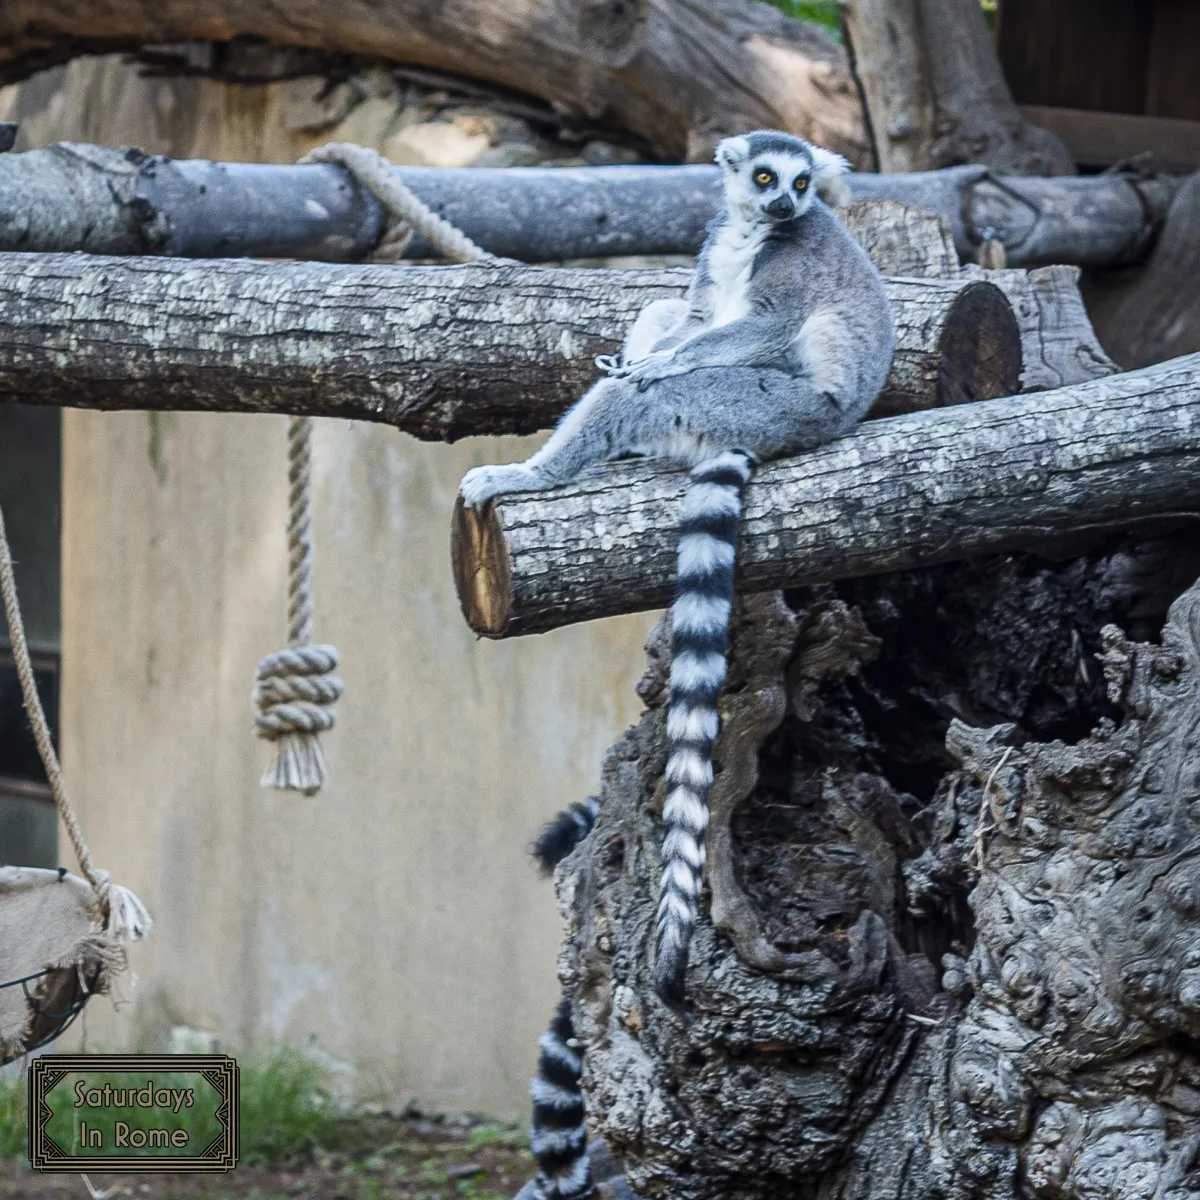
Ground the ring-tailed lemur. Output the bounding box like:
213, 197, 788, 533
520, 993, 592, 1200
519, 805, 599, 1200
462, 131, 895, 1012
532, 797, 599, 875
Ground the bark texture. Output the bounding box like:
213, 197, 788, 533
849, 165, 1180, 269
0, 143, 1179, 268
0, 256, 1014, 441
554, 540, 1200, 1197
451, 354, 1200, 636
968, 265, 1116, 393
0, 0, 867, 165
840, 0, 1075, 176
1085, 171, 1200, 370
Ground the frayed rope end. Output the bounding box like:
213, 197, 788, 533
259, 730, 330, 797
92, 869, 153, 943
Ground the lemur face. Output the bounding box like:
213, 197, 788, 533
716, 131, 849, 225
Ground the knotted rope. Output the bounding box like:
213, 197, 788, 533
0, 502, 151, 943
253, 416, 344, 795
254, 144, 496, 796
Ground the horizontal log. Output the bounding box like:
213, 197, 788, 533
0, 143, 1180, 268
450, 354, 1200, 637
0, 255, 1016, 441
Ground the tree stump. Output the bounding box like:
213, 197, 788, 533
552, 530, 1200, 1197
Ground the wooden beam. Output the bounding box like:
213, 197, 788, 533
0, 143, 1181, 268
451, 354, 1200, 637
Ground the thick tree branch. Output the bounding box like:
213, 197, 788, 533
0, 144, 1180, 268
0, 255, 1016, 441
451, 354, 1200, 636
0, 0, 866, 164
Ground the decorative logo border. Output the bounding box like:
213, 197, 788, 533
29, 1055, 239, 1173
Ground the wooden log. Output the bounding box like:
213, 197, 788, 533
840, 200, 1117, 392
849, 166, 1181, 268
0, 255, 1017, 441
0, 143, 1180, 268
0, 0, 867, 165
450, 353, 1200, 637
961, 265, 1116, 392
1084, 171, 1200, 369
873, 276, 1019, 414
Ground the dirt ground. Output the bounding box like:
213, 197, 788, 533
0, 1114, 535, 1200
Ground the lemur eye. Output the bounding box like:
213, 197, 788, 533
794, 176, 810, 192
753, 169, 775, 188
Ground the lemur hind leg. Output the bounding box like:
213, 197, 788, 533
648, 366, 864, 459
459, 365, 855, 509
461, 374, 688, 507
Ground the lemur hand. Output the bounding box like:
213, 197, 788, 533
625, 351, 684, 391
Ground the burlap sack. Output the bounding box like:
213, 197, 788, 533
0, 866, 120, 1063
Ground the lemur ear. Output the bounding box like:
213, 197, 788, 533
808, 145, 851, 182
715, 136, 750, 170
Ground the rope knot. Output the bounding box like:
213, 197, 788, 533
253, 642, 343, 794
87, 867, 153, 943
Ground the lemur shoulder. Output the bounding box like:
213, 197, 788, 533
462, 130, 895, 1014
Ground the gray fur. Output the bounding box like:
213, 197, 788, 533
459, 136, 891, 501
462, 131, 895, 1012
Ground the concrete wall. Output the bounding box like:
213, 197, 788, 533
2, 60, 655, 1116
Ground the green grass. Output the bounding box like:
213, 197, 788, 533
762, 0, 998, 38
0, 1074, 26, 1160
466, 1123, 523, 1152
0, 1046, 346, 1167
235, 1047, 345, 1165
763, 0, 842, 35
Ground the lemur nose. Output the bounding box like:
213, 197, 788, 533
765, 194, 794, 219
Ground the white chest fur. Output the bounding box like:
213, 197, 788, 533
706, 222, 767, 329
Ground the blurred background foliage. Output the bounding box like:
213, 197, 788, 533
762, 0, 997, 38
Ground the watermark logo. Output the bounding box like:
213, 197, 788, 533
29, 1055, 239, 1172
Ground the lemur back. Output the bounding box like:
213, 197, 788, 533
462, 130, 895, 1012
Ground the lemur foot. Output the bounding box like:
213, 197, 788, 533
459, 463, 543, 508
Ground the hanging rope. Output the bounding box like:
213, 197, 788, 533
253, 144, 503, 796
300, 142, 496, 265
0, 503, 151, 943
253, 416, 344, 795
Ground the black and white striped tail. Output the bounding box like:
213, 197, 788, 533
527, 993, 592, 1200
532, 797, 600, 875
653, 449, 754, 1011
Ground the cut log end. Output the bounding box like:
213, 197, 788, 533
937, 279, 1022, 407
452, 497, 513, 638
449, 355, 1200, 642
872, 278, 1022, 417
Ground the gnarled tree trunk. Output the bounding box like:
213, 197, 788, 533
840, 0, 1075, 176
554, 530, 1200, 1198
